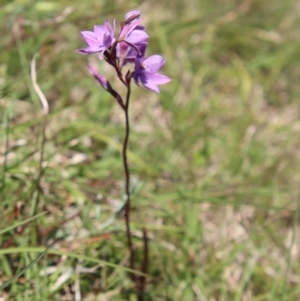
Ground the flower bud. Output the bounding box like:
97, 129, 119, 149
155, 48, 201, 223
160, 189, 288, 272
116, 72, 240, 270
88, 65, 109, 90
124, 10, 141, 24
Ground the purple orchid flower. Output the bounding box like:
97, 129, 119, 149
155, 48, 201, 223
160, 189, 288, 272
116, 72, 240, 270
134, 55, 171, 93
76, 20, 115, 59
77, 10, 170, 94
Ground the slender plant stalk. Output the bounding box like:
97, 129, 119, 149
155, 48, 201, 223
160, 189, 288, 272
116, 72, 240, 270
122, 82, 136, 282
137, 228, 148, 301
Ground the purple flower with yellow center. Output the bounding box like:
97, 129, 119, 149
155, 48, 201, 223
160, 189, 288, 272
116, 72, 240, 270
134, 55, 171, 93
76, 20, 115, 59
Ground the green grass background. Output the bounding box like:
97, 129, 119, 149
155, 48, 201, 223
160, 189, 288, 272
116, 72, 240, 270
1, 0, 300, 300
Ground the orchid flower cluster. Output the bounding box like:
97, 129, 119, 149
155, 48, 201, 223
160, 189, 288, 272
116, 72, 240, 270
76, 10, 170, 95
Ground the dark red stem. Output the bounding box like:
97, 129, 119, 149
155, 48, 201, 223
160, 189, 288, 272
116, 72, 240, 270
122, 81, 136, 283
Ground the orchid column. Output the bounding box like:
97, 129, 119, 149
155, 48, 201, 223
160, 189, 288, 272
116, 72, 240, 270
76, 9, 170, 291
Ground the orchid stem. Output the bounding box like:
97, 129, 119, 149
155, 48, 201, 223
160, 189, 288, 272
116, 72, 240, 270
122, 81, 136, 283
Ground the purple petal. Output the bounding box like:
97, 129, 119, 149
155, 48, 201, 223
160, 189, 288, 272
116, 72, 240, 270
126, 30, 148, 45
144, 72, 171, 85
119, 18, 143, 39
104, 19, 115, 37
143, 55, 165, 73
124, 42, 148, 64
117, 41, 129, 57
80, 31, 99, 47
112, 19, 116, 37
139, 74, 160, 93
136, 42, 147, 58
104, 20, 111, 33
134, 57, 143, 72
133, 73, 140, 85
76, 48, 91, 55
144, 82, 160, 93
76, 46, 104, 54
121, 40, 142, 57
93, 25, 106, 38
103, 32, 113, 48
134, 68, 171, 93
